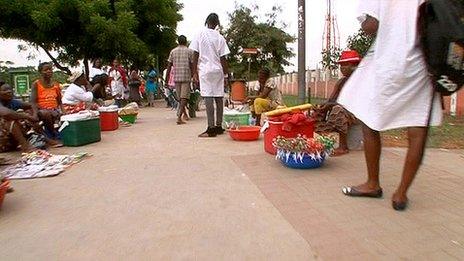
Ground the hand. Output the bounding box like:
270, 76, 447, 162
193, 72, 199, 85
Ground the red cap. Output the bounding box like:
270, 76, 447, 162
338, 50, 361, 64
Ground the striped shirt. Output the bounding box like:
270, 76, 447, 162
168, 45, 193, 83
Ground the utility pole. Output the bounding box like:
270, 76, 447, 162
298, 0, 307, 104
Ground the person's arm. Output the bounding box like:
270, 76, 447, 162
0, 105, 36, 121
192, 51, 200, 84
56, 83, 64, 112
258, 87, 272, 99
328, 77, 348, 103
30, 81, 40, 116
20, 101, 39, 121
166, 62, 173, 84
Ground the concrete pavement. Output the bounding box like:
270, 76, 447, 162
1, 103, 463, 260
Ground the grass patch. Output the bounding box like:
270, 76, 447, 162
283, 95, 326, 107
382, 116, 464, 149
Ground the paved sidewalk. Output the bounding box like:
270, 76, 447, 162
1, 104, 463, 260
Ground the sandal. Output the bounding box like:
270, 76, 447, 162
342, 186, 383, 198
198, 127, 217, 138
177, 120, 186, 125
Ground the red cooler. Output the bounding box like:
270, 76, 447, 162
99, 106, 119, 131
263, 120, 315, 155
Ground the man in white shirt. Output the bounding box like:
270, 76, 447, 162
62, 71, 103, 114
190, 13, 230, 137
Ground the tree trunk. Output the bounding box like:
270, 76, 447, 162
84, 57, 90, 80
39, 45, 71, 75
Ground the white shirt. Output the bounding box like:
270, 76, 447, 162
62, 83, 93, 105
109, 69, 125, 98
337, 0, 442, 131
190, 28, 230, 97
89, 67, 105, 81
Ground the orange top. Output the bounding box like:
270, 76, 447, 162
35, 80, 61, 109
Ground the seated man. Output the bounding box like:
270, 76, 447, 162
0, 83, 59, 152
62, 71, 101, 114
248, 68, 284, 126
314, 50, 360, 156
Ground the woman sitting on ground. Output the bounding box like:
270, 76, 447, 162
0, 83, 60, 152
313, 50, 360, 156
247, 67, 284, 126
62, 71, 101, 114
30, 62, 63, 140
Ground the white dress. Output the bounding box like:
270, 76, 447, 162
190, 28, 230, 97
337, 0, 442, 131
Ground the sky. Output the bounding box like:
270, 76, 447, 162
0, 0, 361, 72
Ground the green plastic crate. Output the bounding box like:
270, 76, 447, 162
223, 113, 250, 128
60, 118, 101, 147
120, 114, 137, 124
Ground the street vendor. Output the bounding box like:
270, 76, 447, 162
91, 73, 111, 103
0, 83, 60, 152
313, 50, 360, 156
30, 62, 63, 140
62, 71, 101, 114
248, 67, 284, 126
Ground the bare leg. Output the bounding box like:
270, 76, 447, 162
10, 121, 34, 152
332, 132, 349, 156
392, 127, 428, 204
345, 123, 382, 193
39, 111, 57, 139
177, 98, 188, 124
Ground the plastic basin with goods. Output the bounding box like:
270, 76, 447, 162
120, 114, 137, 124
228, 126, 261, 141
278, 151, 326, 169
274, 135, 335, 170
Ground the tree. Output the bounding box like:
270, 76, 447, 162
0, 0, 182, 75
346, 29, 375, 57
321, 47, 341, 71
224, 4, 295, 80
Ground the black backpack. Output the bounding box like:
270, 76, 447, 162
419, 0, 464, 96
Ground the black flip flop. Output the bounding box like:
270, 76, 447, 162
342, 186, 383, 198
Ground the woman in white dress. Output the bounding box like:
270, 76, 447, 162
338, 0, 442, 211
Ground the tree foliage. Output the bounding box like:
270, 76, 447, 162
321, 47, 341, 71
0, 0, 182, 74
224, 4, 295, 80
346, 29, 375, 57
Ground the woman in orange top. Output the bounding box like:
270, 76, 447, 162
30, 62, 63, 140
